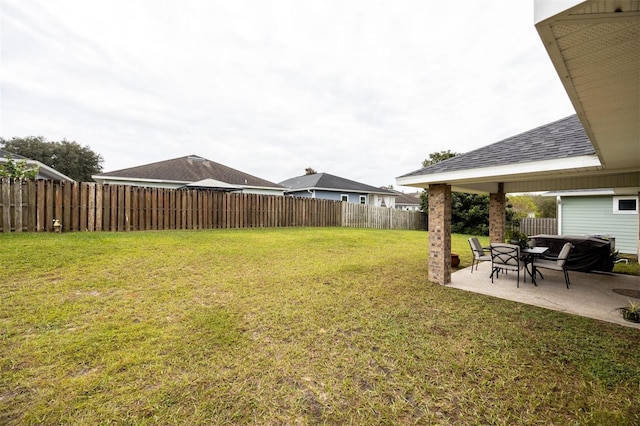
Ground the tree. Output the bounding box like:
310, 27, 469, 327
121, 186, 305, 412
507, 194, 538, 220
0, 136, 103, 182
0, 154, 39, 179
422, 150, 459, 167
419, 150, 490, 235
305, 167, 317, 175
533, 195, 557, 218
452, 192, 490, 235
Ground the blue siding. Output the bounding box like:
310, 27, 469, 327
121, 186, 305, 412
287, 190, 368, 204
561, 196, 638, 254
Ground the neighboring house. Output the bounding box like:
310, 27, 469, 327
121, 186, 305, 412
0, 149, 75, 181
92, 155, 285, 195
279, 172, 397, 207
544, 189, 639, 254
394, 191, 422, 211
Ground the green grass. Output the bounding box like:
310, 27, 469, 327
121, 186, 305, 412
613, 254, 640, 275
1, 228, 639, 425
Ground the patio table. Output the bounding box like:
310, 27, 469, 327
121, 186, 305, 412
521, 246, 548, 285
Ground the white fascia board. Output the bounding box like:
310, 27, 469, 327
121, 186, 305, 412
545, 189, 615, 197
396, 155, 602, 187
29, 160, 75, 181
291, 186, 396, 196
545, 187, 640, 197
243, 185, 285, 192
91, 175, 189, 185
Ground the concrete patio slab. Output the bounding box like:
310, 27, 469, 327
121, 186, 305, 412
449, 262, 640, 329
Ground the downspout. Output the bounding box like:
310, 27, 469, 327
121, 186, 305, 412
556, 196, 562, 235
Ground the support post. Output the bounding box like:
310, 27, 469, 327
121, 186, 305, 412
490, 183, 506, 244
428, 184, 452, 285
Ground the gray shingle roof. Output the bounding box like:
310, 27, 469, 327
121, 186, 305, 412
399, 115, 596, 178
394, 191, 421, 206
0, 149, 29, 160
279, 172, 396, 195
95, 155, 282, 188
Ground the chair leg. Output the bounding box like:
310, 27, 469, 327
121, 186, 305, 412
564, 268, 570, 289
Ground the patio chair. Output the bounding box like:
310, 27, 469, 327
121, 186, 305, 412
533, 242, 573, 289
490, 243, 525, 287
468, 237, 491, 273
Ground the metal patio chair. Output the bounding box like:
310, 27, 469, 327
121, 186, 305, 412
533, 242, 573, 289
468, 237, 491, 273
490, 243, 525, 287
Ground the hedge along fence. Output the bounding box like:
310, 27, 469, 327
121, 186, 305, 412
0, 179, 426, 233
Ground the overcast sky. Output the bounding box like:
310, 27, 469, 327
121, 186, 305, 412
1, 0, 575, 189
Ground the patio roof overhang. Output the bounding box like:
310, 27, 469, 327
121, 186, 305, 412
396, 0, 640, 195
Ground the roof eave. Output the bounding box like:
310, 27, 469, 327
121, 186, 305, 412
534, 0, 640, 171
92, 175, 190, 185
396, 155, 602, 187
287, 186, 395, 196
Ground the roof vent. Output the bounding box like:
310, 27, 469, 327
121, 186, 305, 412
187, 155, 205, 161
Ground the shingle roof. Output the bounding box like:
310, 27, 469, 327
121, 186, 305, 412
279, 172, 396, 195
0, 149, 74, 181
394, 191, 421, 206
399, 115, 596, 178
0, 149, 28, 160
95, 155, 282, 188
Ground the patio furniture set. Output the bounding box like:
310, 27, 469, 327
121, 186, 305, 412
469, 237, 573, 289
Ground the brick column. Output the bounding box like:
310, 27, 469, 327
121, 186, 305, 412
428, 184, 452, 285
489, 184, 506, 244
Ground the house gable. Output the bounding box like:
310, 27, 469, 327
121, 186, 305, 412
279, 172, 397, 207
93, 155, 283, 194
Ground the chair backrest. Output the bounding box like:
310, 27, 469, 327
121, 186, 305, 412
556, 242, 573, 267
469, 237, 484, 257
490, 243, 521, 268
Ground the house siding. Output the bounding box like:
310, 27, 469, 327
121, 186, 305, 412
289, 190, 369, 204
560, 196, 638, 254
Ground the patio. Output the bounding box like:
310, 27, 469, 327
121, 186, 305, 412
449, 262, 640, 329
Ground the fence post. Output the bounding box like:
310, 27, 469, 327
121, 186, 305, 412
1, 178, 11, 232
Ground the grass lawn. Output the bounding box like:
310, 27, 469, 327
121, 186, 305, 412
1, 228, 639, 425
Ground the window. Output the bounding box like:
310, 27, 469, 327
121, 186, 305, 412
359, 195, 366, 204
341, 194, 348, 202
613, 196, 638, 214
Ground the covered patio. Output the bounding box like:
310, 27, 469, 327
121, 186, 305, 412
396, 0, 640, 287
450, 262, 640, 328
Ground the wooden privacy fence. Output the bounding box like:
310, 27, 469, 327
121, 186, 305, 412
517, 217, 558, 236
342, 202, 427, 230
0, 179, 426, 233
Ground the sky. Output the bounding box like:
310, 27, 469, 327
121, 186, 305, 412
0, 0, 576, 190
